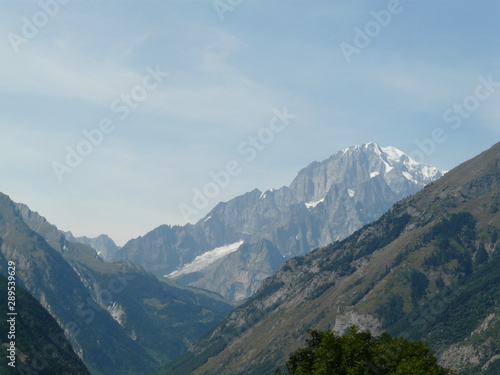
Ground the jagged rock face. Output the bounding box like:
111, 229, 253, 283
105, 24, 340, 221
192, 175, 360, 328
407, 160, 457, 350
115, 224, 213, 275
114, 143, 443, 300
290, 142, 440, 202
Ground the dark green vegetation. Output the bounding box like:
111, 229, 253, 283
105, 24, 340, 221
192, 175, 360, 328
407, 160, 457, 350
394, 251, 500, 375
163, 142, 500, 375
0, 194, 233, 375
276, 326, 455, 375
0, 274, 91, 375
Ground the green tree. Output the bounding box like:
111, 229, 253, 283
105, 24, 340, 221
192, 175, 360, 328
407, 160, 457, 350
276, 326, 455, 375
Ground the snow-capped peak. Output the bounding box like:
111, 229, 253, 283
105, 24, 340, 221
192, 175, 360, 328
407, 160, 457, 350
291, 142, 443, 204
379, 145, 441, 182
349, 143, 441, 185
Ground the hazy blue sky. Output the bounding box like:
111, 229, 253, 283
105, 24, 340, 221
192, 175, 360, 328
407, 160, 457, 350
1, 0, 499, 245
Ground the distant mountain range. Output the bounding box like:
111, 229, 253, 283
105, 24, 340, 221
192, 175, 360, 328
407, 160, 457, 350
112, 143, 443, 300
162, 141, 500, 375
64, 231, 120, 260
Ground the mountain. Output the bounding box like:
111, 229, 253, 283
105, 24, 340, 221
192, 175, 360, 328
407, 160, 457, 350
0, 273, 91, 375
113, 143, 443, 300
0, 193, 233, 375
63, 231, 120, 260
172, 239, 284, 301
0, 194, 150, 375
162, 141, 500, 375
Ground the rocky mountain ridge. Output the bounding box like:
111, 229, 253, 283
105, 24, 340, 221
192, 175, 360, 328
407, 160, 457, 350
113, 143, 443, 299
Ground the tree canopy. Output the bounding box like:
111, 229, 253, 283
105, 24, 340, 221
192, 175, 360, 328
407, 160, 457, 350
276, 325, 455, 375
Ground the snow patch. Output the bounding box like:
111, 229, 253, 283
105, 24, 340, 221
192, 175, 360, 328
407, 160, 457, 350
167, 240, 244, 278
418, 165, 441, 181
380, 145, 405, 162
402, 171, 418, 183
305, 198, 325, 208
259, 188, 274, 199
348, 189, 355, 197
382, 159, 394, 173
203, 215, 212, 223
370, 171, 380, 178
